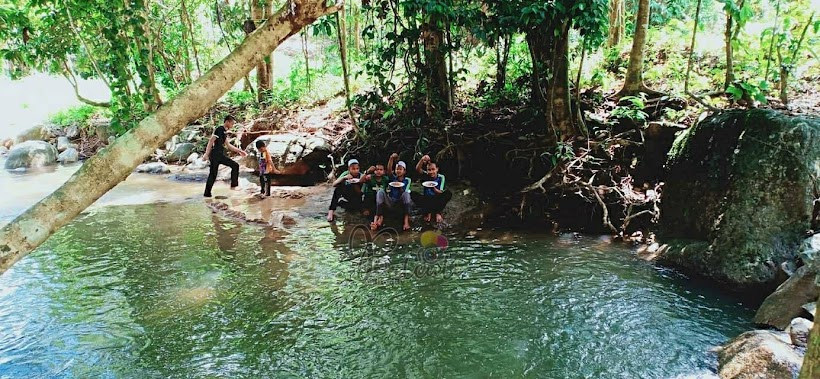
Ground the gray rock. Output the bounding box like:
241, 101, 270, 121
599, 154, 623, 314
788, 317, 813, 347
803, 302, 816, 319
65, 123, 79, 139
167, 143, 196, 163
798, 234, 820, 268
186, 158, 209, 170
15, 125, 47, 143
136, 162, 170, 174
107, 136, 115, 145
754, 266, 818, 329
90, 118, 114, 141
0, 146, 8, 155
57, 148, 79, 164
4, 140, 58, 170
56, 136, 71, 152
657, 110, 820, 288
244, 133, 332, 176
716, 330, 803, 379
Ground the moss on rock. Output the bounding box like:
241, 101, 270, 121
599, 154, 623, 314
658, 109, 820, 289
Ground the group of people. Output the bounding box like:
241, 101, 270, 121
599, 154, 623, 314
326, 153, 452, 231
201, 115, 453, 231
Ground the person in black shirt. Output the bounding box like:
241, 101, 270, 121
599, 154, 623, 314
202, 115, 248, 197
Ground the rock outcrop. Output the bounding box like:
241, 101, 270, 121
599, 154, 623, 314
657, 110, 820, 289
4, 140, 59, 170
754, 266, 819, 329
716, 330, 804, 379
243, 133, 332, 184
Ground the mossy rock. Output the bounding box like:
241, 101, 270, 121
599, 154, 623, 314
659, 109, 820, 289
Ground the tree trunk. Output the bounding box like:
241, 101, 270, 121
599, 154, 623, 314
252, 0, 271, 102
494, 33, 511, 92
607, 0, 625, 48
526, 20, 577, 140
421, 13, 451, 117
618, 0, 652, 97
724, 9, 734, 90
180, 0, 202, 77
800, 295, 820, 378
263, 0, 274, 92
0, 0, 343, 277
336, 10, 357, 130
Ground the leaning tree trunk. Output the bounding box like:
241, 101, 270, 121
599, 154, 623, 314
526, 20, 577, 140
618, 0, 652, 97
800, 296, 820, 378
0, 0, 342, 277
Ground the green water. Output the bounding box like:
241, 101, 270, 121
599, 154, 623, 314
0, 202, 752, 378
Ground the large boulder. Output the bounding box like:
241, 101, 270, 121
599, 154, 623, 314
14, 125, 48, 143
243, 133, 331, 180
166, 143, 196, 163
657, 110, 820, 289
57, 148, 79, 164
754, 265, 818, 329
716, 330, 803, 379
4, 140, 58, 170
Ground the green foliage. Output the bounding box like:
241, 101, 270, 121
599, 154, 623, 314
612, 94, 649, 124
225, 90, 256, 107
542, 141, 575, 167
48, 105, 107, 128
726, 80, 770, 104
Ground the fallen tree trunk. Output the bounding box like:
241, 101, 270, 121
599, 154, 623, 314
0, 0, 341, 276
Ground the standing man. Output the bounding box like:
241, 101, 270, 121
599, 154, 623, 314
203, 115, 248, 197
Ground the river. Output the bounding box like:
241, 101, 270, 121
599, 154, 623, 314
0, 162, 755, 378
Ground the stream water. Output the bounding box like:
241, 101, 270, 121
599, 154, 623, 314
0, 173, 756, 378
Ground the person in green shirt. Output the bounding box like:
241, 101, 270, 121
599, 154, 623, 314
360, 163, 388, 221
327, 159, 364, 222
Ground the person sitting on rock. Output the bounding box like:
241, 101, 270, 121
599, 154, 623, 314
255, 140, 281, 197
327, 159, 364, 222
373, 153, 413, 231
361, 163, 388, 221
203, 115, 247, 198
412, 155, 452, 224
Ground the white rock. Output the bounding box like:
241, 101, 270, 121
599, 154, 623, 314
56, 136, 71, 152
789, 317, 813, 347
186, 152, 200, 164
136, 162, 170, 174
186, 158, 209, 170
57, 148, 79, 163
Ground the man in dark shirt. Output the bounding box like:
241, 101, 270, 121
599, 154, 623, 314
203, 115, 248, 197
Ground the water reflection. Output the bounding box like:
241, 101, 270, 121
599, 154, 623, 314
0, 202, 754, 378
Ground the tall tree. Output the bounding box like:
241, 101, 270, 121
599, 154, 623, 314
607, 0, 624, 48
800, 295, 820, 378
0, 0, 343, 276
618, 0, 654, 97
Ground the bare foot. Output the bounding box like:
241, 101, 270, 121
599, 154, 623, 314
230, 186, 241, 191
424, 213, 431, 222
327, 210, 335, 222
436, 214, 444, 223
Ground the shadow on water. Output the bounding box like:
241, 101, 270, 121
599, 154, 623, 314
0, 202, 754, 378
